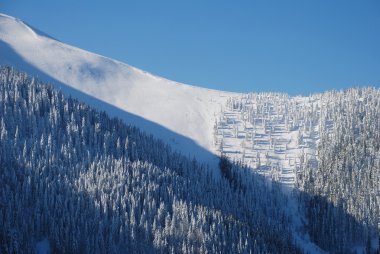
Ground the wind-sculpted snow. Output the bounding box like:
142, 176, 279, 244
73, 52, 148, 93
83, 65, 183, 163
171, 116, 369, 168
0, 13, 234, 165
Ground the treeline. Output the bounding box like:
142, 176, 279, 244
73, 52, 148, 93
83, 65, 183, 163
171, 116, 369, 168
0, 66, 300, 253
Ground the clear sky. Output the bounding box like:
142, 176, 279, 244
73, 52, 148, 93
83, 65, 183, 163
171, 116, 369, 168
2, 0, 380, 95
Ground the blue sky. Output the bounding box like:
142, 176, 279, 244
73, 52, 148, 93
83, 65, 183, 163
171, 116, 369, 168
2, 0, 380, 95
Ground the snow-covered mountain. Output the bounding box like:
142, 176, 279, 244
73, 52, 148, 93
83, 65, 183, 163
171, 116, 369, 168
0, 13, 236, 165
1, 13, 378, 253
0, 14, 325, 252
0, 13, 318, 185
0, 13, 352, 194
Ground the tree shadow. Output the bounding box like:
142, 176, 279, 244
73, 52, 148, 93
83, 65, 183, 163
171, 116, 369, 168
293, 187, 379, 254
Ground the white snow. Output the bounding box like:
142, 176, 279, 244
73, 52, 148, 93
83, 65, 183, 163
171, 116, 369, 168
0, 13, 331, 253
0, 13, 236, 165
215, 93, 321, 189
214, 93, 328, 254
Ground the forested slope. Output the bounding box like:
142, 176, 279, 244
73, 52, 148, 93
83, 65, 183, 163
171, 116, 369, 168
0, 67, 300, 253
215, 89, 380, 253
297, 89, 380, 253
1, 66, 378, 253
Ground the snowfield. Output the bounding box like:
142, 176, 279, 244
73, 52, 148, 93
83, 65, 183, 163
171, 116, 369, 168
0, 13, 237, 165
0, 12, 322, 187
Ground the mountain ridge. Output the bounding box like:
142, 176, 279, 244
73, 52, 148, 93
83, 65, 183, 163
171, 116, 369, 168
0, 12, 237, 164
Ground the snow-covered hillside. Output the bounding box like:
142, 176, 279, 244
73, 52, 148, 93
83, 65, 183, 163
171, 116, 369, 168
0, 13, 333, 188
0, 13, 322, 186
0, 13, 236, 165
215, 93, 322, 189
2, 13, 378, 253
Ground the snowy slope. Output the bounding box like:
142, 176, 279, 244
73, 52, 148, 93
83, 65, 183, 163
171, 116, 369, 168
214, 93, 326, 253
0, 13, 236, 165
0, 13, 325, 186
215, 93, 321, 189
0, 13, 332, 253
0, 13, 322, 183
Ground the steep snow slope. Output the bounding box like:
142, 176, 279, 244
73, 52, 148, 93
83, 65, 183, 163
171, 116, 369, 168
0, 13, 331, 253
0, 13, 323, 186
0, 13, 236, 164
